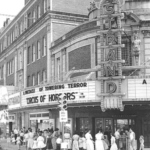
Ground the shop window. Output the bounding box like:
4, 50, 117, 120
30, 114, 36, 118
42, 113, 49, 117
79, 118, 92, 134
37, 114, 41, 117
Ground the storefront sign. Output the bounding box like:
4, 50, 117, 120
128, 78, 150, 99
22, 81, 97, 107
8, 92, 21, 109
59, 110, 68, 122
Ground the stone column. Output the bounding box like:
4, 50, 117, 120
3, 57, 6, 85
23, 42, 27, 88
14, 49, 18, 88
47, 22, 51, 83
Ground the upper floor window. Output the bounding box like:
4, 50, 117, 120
33, 10, 36, 23
18, 51, 23, 70
28, 12, 32, 27
37, 72, 40, 85
37, 5, 41, 19
42, 70, 46, 83
37, 41, 40, 59
20, 22, 23, 34
32, 44, 35, 62
27, 75, 30, 87
7, 59, 14, 76
27, 46, 30, 64
43, 0, 47, 13
0, 68, 1, 80
32, 74, 35, 86
57, 57, 61, 81
42, 37, 46, 56
1, 65, 4, 79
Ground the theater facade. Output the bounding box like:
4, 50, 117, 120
7, 0, 150, 149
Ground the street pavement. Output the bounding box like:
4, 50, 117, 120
0, 139, 26, 150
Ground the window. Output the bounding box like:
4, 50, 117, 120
42, 70, 46, 82
1, 65, 4, 79
27, 46, 30, 64
7, 59, 14, 76
20, 22, 23, 34
43, 0, 47, 13
32, 74, 35, 86
32, 44, 35, 62
42, 37, 46, 56
37, 72, 40, 85
57, 57, 61, 81
0, 68, 1, 80
27, 75, 30, 87
33, 10, 36, 23
12, 31, 15, 42
37, 41, 40, 59
37, 5, 41, 19
28, 12, 32, 27
18, 51, 23, 70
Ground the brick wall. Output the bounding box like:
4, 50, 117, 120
52, 22, 77, 41
52, 0, 91, 15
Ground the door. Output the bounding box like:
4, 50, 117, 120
79, 118, 92, 134
143, 119, 150, 148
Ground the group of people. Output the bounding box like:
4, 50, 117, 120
10, 127, 144, 150
11, 127, 61, 150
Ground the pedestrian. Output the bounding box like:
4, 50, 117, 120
110, 133, 118, 150
95, 128, 105, 150
81, 132, 86, 150
114, 128, 120, 149
32, 134, 38, 150
64, 131, 72, 150
79, 132, 83, 150
14, 128, 18, 145
46, 130, 53, 150
129, 128, 136, 150
52, 128, 59, 150
56, 133, 62, 150
37, 131, 46, 150
104, 135, 110, 150
27, 128, 34, 150
24, 130, 29, 149
16, 134, 22, 150
20, 129, 24, 145
139, 135, 144, 150
85, 129, 94, 150
72, 131, 79, 150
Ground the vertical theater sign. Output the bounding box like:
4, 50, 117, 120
98, 0, 125, 111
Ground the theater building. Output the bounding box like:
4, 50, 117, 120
4, 0, 150, 149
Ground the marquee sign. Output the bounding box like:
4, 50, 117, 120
22, 81, 97, 107
98, 0, 125, 111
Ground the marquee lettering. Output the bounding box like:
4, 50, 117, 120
106, 50, 116, 61
106, 82, 117, 94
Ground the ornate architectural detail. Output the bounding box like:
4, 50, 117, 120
88, 2, 97, 12
99, 0, 125, 112
132, 31, 141, 66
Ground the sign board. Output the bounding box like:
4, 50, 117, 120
59, 110, 68, 122
8, 92, 21, 109
22, 81, 97, 107
128, 78, 150, 99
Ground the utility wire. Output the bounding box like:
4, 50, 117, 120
0, 14, 15, 17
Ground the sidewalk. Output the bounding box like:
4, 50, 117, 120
0, 139, 26, 150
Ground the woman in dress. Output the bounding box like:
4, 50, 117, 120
95, 128, 105, 150
27, 128, 34, 150
85, 130, 94, 150
72, 131, 79, 150
37, 131, 46, 150
110, 133, 118, 150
